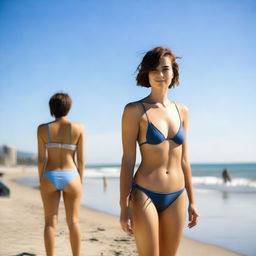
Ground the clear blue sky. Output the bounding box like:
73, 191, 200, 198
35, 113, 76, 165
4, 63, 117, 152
0, 0, 255, 164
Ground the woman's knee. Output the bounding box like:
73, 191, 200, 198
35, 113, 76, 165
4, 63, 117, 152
44, 215, 58, 228
66, 219, 80, 230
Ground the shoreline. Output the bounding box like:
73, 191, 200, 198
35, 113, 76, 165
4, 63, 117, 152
0, 166, 242, 256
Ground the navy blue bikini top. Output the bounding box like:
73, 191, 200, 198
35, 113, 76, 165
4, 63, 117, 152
139, 102, 185, 147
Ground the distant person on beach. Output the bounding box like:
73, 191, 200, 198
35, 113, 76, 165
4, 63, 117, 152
37, 93, 85, 256
120, 47, 199, 255
222, 168, 232, 183
103, 176, 108, 192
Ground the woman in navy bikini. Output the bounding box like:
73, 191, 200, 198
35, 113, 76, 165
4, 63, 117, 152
120, 47, 199, 255
37, 93, 85, 256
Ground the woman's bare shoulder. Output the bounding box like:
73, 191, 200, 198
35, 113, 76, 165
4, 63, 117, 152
37, 123, 47, 134
123, 100, 144, 116
175, 102, 189, 122
71, 122, 85, 133
175, 102, 189, 114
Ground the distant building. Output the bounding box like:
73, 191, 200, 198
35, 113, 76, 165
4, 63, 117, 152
2, 145, 17, 166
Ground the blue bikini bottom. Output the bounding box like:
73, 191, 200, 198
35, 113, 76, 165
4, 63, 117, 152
43, 170, 79, 191
132, 183, 185, 212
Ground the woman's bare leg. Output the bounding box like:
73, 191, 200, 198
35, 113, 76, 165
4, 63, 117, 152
130, 189, 159, 256
40, 177, 61, 256
159, 191, 186, 256
63, 176, 82, 256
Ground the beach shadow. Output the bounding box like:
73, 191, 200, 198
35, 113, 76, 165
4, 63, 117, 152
12, 253, 36, 256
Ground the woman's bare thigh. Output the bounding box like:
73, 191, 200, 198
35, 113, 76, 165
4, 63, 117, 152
158, 190, 186, 256
130, 189, 160, 256
40, 176, 61, 222
63, 176, 82, 223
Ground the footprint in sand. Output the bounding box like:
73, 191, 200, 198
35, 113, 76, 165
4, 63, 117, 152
114, 238, 130, 242
89, 237, 99, 242
113, 251, 123, 256
56, 230, 65, 236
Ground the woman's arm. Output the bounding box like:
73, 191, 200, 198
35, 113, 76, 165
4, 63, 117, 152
180, 104, 199, 228
76, 124, 85, 183
37, 125, 47, 182
120, 103, 140, 233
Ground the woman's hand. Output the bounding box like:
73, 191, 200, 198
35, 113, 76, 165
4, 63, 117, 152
120, 206, 133, 234
188, 203, 199, 228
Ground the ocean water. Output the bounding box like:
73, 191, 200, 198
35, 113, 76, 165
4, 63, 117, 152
17, 163, 256, 256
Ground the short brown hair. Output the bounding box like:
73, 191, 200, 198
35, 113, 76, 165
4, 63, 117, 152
136, 46, 181, 88
49, 93, 72, 118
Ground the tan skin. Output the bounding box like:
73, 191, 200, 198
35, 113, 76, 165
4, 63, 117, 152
37, 115, 85, 256
120, 56, 199, 256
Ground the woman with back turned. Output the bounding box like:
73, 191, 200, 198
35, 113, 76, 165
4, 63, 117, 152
37, 92, 85, 256
120, 47, 199, 256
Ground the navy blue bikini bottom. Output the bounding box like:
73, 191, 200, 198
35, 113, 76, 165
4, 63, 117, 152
132, 183, 185, 212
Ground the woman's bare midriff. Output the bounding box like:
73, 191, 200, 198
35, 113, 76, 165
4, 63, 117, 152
133, 142, 185, 192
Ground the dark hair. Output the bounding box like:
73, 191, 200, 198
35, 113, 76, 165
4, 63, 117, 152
49, 92, 72, 118
136, 46, 181, 88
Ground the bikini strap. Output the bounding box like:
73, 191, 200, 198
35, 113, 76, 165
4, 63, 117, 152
69, 123, 72, 144
46, 124, 51, 143
140, 102, 149, 123
174, 102, 182, 122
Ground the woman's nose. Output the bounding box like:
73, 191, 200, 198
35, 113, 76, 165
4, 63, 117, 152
158, 71, 164, 77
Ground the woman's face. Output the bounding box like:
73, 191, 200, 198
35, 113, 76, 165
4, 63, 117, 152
148, 56, 173, 89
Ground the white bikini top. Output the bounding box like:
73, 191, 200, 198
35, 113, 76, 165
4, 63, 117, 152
45, 123, 77, 151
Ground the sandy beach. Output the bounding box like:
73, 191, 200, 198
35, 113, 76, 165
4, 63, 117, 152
0, 166, 242, 256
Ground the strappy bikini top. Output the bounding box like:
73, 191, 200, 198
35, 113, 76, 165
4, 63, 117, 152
46, 123, 77, 151
139, 102, 185, 147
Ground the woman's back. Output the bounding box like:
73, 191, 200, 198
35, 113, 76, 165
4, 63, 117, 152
43, 121, 81, 171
